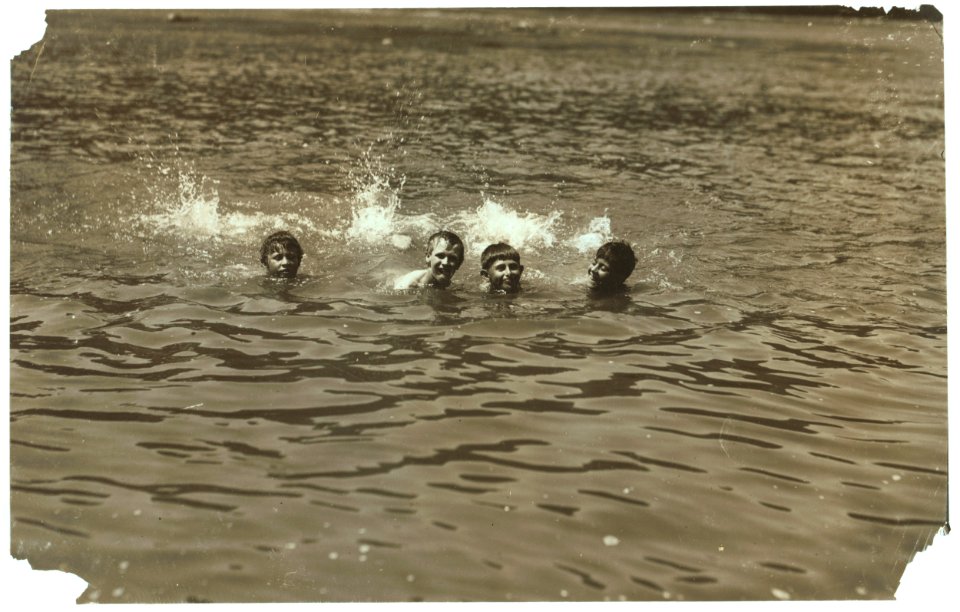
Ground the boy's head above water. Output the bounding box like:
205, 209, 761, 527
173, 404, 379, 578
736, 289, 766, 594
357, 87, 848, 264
424, 230, 465, 288
589, 240, 636, 292
481, 242, 524, 293
260, 230, 303, 278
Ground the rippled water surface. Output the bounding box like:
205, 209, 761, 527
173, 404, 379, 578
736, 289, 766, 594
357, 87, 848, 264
9, 8, 946, 603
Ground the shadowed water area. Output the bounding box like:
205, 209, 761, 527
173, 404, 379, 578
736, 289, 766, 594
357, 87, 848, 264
9, 8, 946, 603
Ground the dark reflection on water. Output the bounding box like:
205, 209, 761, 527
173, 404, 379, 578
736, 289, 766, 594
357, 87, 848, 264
10, 7, 945, 605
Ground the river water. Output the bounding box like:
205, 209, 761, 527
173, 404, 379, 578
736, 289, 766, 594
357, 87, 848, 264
8, 8, 946, 603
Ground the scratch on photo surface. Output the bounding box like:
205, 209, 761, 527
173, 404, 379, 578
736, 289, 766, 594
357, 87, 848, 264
719, 417, 731, 460
29, 40, 45, 83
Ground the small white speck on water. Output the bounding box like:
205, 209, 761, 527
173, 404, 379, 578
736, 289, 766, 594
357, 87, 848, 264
118, 561, 130, 572
603, 535, 620, 546
285, 542, 297, 550
718, 545, 725, 552
359, 544, 371, 554
694, 310, 701, 314
504, 506, 510, 512
133, 509, 141, 516
328, 552, 339, 560
856, 586, 868, 596
892, 474, 902, 481
560, 590, 568, 598
111, 587, 125, 598
772, 588, 791, 600
359, 555, 367, 562
406, 574, 416, 582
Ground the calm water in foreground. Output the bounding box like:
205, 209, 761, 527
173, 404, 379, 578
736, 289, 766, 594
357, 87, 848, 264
9, 8, 946, 603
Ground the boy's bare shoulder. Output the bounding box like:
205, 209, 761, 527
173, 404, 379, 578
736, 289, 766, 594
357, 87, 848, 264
394, 268, 431, 290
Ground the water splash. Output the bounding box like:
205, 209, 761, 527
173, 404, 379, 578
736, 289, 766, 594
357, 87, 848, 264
343, 161, 435, 250
456, 197, 562, 254
140, 171, 225, 238
138, 169, 316, 242
569, 214, 614, 254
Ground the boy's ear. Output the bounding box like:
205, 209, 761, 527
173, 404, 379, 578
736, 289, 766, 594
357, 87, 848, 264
480, 269, 489, 278
519, 264, 525, 274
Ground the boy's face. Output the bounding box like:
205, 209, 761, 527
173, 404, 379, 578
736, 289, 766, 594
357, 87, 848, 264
483, 257, 523, 293
425, 240, 463, 287
265, 245, 301, 278
588, 256, 615, 289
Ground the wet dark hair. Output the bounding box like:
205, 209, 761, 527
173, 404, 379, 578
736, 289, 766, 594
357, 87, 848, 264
426, 230, 464, 256
480, 242, 521, 271
260, 231, 304, 265
596, 240, 636, 282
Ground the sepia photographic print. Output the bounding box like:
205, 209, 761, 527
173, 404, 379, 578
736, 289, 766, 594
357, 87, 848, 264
5, 2, 952, 605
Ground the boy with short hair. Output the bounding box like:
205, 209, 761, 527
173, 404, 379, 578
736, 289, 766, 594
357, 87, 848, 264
260, 230, 304, 278
394, 230, 465, 290
588, 240, 636, 292
480, 242, 524, 294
